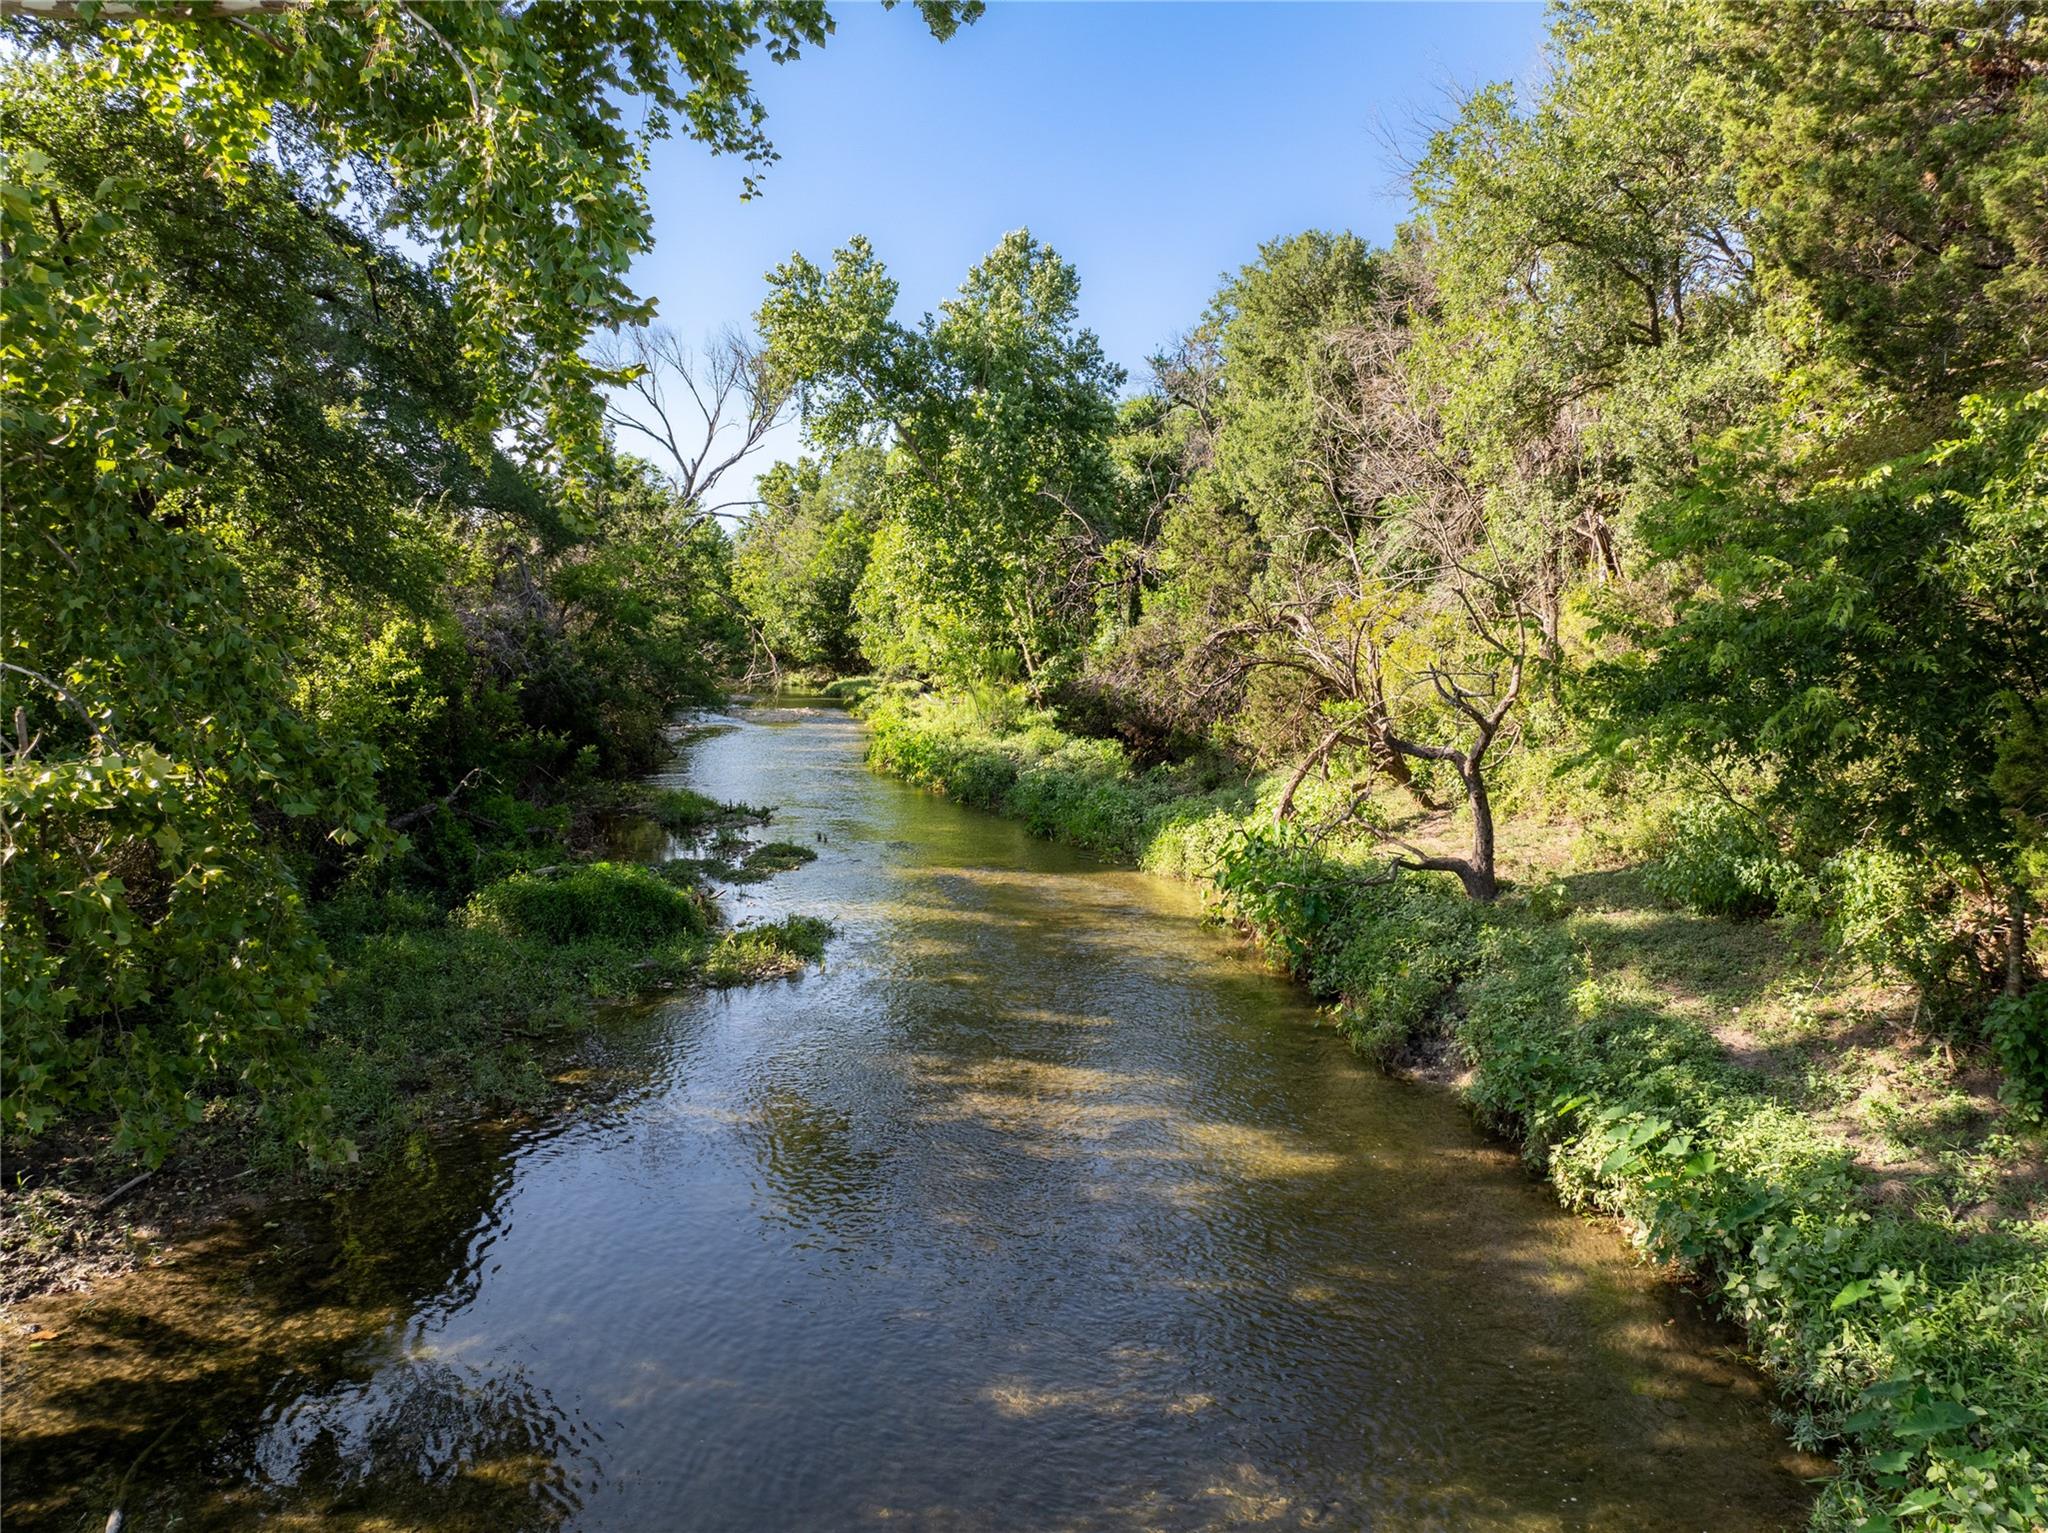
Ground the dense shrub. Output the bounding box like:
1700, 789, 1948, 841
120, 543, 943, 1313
1317, 879, 1482, 1061
1827, 847, 2000, 1025
1987, 989, 2048, 1113
461, 863, 708, 947
1645, 799, 1817, 919
863, 689, 1252, 862
1459, 926, 2048, 1533
1142, 803, 1255, 882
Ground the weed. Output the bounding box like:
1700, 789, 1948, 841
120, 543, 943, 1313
704, 916, 833, 986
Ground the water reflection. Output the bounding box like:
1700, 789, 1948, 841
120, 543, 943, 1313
4, 703, 1823, 1531
4, 1124, 604, 1531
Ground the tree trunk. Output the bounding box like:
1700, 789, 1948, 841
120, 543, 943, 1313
2009, 891, 2032, 998
1368, 722, 1436, 811
1456, 758, 1499, 902
1363, 667, 1436, 811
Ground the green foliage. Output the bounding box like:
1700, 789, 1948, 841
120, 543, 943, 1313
308, 846, 834, 1155
1410, 0, 1754, 477
1826, 848, 1982, 1017
1645, 799, 1817, 920
1201, 826, 1483, 1061
1594, 390, 2048, 1004
0, 0, 977, 1166
310, 923, 614, 1157
1987, 989, 2048, 1114
1316, 879, 1482, 1062
1206, 828, 1354, 974
460, 863, 708, 948
733, 450, 884, 672
704, 915, 833, 986
642, 787, 767, 834
1, 77, 379, 1165
1713, 0, 2048, 398
734, 841, 819, 880
861, 689, 1253, 863
5, 0, 981, 475
760, 230, 1125, 684
0, 61, 756, 1163
1463, 929, 2048, 1533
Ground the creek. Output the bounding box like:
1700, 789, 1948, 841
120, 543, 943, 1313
3, 701, 1821, 1531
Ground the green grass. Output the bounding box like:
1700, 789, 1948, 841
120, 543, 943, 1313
299, 852, 830, 1171
651, 840, 818, 886
731, 840, 819, 881
460, 861, 710, 945
817, 674, 877, 702
703, 915, 833, 986
860, 687, 2048, 1533
641, 786, 770, 833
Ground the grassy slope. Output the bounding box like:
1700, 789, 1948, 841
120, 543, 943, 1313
862, 688, 2047, 1533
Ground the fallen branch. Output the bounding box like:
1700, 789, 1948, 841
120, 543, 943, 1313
91, 1166, 157, 1218
387, 767, 485, 831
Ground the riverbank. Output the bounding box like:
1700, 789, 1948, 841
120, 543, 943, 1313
860, 687, 2048, 1533
1, 698, 1839, 1533
0, 775, 830, 1306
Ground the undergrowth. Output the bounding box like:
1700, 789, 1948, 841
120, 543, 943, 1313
303, 838, 827, 1171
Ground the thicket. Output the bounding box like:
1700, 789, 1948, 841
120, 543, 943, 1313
2, 1, 980, 1166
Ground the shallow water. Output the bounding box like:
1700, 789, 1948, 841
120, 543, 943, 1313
4, 703, 1822, 1531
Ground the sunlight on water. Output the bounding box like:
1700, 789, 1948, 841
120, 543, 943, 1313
3, 703, 1825, 1532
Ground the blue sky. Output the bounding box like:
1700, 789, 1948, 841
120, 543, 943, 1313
621, 1, 1549, 483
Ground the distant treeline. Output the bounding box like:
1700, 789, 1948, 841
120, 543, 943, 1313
737, 0, 2046, 1051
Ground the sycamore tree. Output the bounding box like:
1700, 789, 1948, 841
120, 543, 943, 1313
757, 230, 1126, 685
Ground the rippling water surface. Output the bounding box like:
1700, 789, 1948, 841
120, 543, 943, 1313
4, 703, 1822, 1531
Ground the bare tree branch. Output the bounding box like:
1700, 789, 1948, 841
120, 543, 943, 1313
598, 325, 791, 526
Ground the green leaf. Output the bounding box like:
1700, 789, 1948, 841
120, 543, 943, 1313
1891, 1401, 1978, 1438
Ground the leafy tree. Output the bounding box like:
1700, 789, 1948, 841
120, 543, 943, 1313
1, 47, 757, 1159
1084, 233, 1385, 762
1406, 0, 1764, 621
1591, 390, 2048, 1006
732, 449, 884, 674
1708, 0, 2048, 399
8, 0, 983, 470
2, 94, 382, 1157
5, 63, 539, 606
759, 229, 1126, 683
